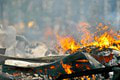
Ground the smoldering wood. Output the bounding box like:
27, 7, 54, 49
26, 51, 104, 79
1, 46, 120, 79
55, 48, 120, 80
2, 51, 99, 78
56, 64, 120, 80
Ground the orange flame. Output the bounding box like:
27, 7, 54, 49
56, 23, 120, 53
92, 32, 115, 48
56, 35, 81, 53
90, 32, 120, 50
50, 65, 55, 69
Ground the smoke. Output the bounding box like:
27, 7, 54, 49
0, 0, 120, 48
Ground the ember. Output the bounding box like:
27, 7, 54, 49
76, 59, 89, 63
50, 65, 55, 69
61, 61, 73, 74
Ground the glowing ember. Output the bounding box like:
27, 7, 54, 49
92, 74, 96, 80
50, 65, 55, 69
76, 59, 89, 63
61, 61, 73, 74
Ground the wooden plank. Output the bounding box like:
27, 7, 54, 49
0, 54, 69, 63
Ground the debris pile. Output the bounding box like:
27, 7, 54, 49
0, 24, 120, 80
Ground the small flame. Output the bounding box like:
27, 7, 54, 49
28, 21, 35, 28
50, 65, 55, 69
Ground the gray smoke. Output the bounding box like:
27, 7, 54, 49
0, 0, 120, 47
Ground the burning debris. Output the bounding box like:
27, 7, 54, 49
0, 23, 120, 80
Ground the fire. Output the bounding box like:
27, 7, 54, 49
91, 32, 117, 49
56, 32, 120, 53
56, 35, 81, 53
53, 23, 120, 79
56, 23, 120, 53
61, 61, 73, 74
92, 32, 120, 50
50, 65, 55, 69
78, 22, 93, 46
86, 32, 120, 51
